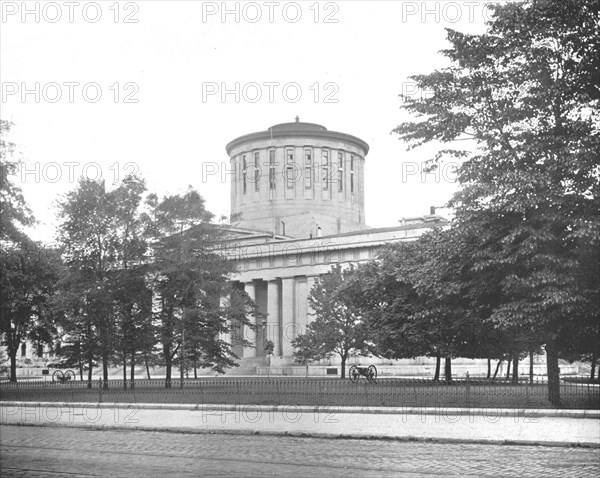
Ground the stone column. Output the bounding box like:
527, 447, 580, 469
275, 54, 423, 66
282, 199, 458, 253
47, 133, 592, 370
267, 280, 281, 356
281, 277, 295, 357
219, 295, 231, 347
243, 281, 257, 358
306, 276, 318, 325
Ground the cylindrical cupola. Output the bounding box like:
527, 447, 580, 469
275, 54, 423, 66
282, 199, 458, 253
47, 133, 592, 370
226, 118, 369, 238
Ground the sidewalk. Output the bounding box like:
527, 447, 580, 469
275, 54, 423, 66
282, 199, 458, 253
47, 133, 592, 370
2, 401, 598, 447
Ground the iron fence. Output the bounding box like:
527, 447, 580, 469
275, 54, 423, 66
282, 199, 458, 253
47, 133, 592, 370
1, 376, 598, 410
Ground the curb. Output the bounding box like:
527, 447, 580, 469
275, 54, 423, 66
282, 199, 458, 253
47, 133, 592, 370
2, 401, 599, 419
6, 421, 600, 449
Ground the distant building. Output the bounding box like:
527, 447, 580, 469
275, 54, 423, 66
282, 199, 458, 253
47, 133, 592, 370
221, 119, 447, 370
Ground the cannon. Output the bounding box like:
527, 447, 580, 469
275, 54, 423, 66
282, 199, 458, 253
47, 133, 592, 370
349, 365, 377, 384
52, 369, 76, 383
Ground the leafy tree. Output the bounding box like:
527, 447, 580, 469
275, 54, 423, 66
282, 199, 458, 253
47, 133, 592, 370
109, 177, 152, 388
0, 120, 61, 382
57, 179, 128, 388
357, 230, 472, 381
293, 265, 369, 378
0, 240, 60, 381
393, 0, 599, 404
56, 176, 154, 388
0, 120, 33, 243
145, 188, 255, 387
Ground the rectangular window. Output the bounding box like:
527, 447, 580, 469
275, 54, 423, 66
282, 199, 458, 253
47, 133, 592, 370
269, 149, 276, 198
254, 151, 260, 191
304, 148, 312, 189
286, 148, 294, 189
350, 155, 355, 195
322, 149, 329, 190
242, 155, 247, 194
337, 151, 344, 192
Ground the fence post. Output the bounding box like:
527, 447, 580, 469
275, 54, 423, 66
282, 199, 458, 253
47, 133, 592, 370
466, 372, 471, 408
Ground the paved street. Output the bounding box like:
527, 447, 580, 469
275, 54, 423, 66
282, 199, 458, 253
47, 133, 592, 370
1, 425, 598, 477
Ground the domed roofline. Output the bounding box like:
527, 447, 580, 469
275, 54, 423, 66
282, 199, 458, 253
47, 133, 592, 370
226, 120, 370, 156
268, 121, 327, 133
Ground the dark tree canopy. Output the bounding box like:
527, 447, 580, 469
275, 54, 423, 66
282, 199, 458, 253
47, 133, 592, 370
393, 0, 599, 403
0, 120, 60, 382
293, 265, 369, 378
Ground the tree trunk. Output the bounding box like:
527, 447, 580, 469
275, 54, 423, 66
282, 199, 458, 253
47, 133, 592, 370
9, 351, 17, 383
194, 364, 198, 379
505, 355, 512, 380
444, 356, 452, 382
144, 353, 151, 379
122, 355, 127, 390
529, 350, 534, 384
78, 343, 84, 382
340, 355, 346, 379
180, 356, 185, 389
86, 324, 93, 388
486, 358, 491, 379
102, 351, 109, 390
546, 341, 560, 406
164, 345, 172, 389
590, 353, 597, 382
492, 359, 502, 380
130, 351, 135, 388
180, 326, 185, 389
512, 356, 519, 383
433, 353, 441, 381
87, 356, 93, 389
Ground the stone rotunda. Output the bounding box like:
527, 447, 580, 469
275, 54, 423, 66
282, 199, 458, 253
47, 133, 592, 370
226, 117, 370, 238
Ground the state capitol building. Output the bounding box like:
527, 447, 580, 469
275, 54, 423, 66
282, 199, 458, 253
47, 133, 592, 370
219, 118, 447, 373
12, 118, 554, 378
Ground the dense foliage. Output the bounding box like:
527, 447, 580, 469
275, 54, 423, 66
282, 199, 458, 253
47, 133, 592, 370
1, 122, 255, 385
388, 0, 599, 403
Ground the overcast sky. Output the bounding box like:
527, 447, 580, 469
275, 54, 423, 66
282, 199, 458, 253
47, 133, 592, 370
1, 1, 493, 243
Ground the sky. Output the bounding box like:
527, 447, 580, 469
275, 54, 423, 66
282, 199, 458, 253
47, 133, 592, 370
1, 0, 493, 243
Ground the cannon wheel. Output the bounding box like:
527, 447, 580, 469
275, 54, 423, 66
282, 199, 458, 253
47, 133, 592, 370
64, 370, 76, 381
367, 365, 377, 383
52, 370, 64, 382
349, 365, 360, 383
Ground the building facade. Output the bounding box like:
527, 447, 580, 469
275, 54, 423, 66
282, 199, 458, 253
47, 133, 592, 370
223, 119, 447, 371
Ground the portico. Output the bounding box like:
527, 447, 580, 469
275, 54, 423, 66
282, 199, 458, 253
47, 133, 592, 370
225, 224, 445, 364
